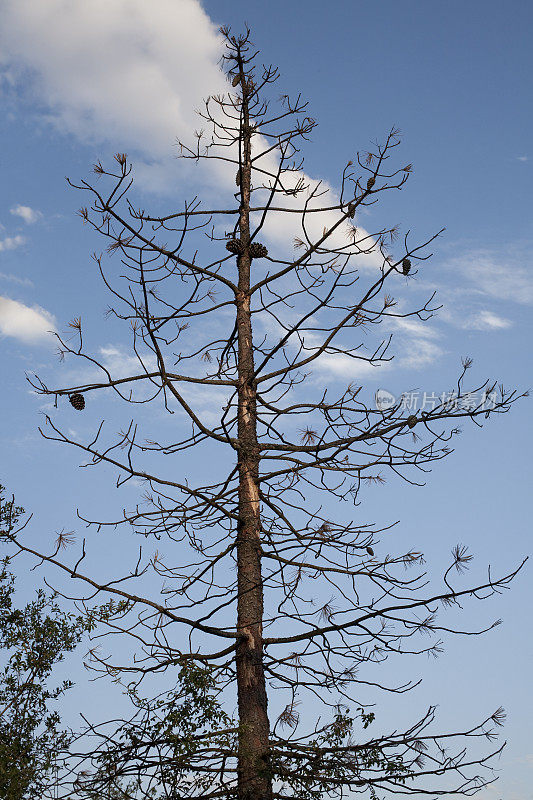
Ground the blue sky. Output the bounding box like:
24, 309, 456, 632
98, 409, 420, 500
0, 1, 532, 797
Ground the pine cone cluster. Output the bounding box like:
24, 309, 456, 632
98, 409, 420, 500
69, 393, 85, 411
249, 242, 268, 259
366, 177, 375, 190
402, 258, 411, 275
347, 203, 356, 218
407, 415, 417, 429
226, 238, 244, 255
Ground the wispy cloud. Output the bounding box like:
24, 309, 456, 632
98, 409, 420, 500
0, 234, 25, 252
98, 344, 157, 380
386, 317, 444, 369
397, 337, 443, 369
53, 343, 158, 394
460, 309, 512, 330
10, 204, 42, 224
315, 352, 393, 381
312, 332, 443, 381
516, 155, 529, 162
391, 317, 440, 340
293, 312, 445, 383
0, 295, 56, 344
0, 271, 34, 287
446, 249, 533, 306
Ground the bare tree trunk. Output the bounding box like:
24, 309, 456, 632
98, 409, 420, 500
235, 62, 272, 800
235, 299, 271, 800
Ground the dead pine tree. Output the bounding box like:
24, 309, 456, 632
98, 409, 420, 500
13, 26, 527, 800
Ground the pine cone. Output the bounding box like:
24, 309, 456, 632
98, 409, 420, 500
347, 203, 356, 218
225, 238, 244, 255
407, 415, 417, 429
69, 393, 85, 411
232, 74, 240, 87
366, 177, 375, 190
402, 258, 411, 275
249, 242, 268, 259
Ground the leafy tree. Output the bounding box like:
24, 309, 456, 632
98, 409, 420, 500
9, 26, 526, 800
70, 660, 234, 800
0, 486, 85, 800
0, 490, 232, 800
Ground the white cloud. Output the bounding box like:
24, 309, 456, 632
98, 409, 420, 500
0, 0, 382, 269
311, 332, 443, 380
516, 155, 529, 162
56, 343, 158, 391
0, 0, 226, 159
0, 234, 25, 251
461, 309, 512, 331
10, 204, 42, 224
315, 351, 392, 380
446, 249, 533, 306
290, 311, 444, 383
397, 337, 443, 369
0, 271, 34, 287
0, 295, 56, 343
391, 317, 440, 339
380, 316, 444, 369
98, 344, 156, 379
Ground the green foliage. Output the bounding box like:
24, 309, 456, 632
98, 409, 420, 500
0, 485, 86, 800
74, 659, 235, 798
1, 487, 236, 799
270, 706, 410, 800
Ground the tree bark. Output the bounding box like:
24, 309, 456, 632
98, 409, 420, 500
235, 62, 273, 800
